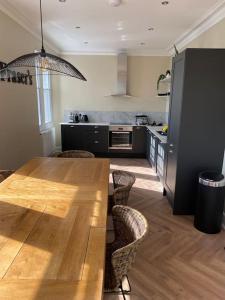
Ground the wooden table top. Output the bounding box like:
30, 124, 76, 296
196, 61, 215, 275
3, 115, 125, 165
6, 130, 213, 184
0, 157, 110, 300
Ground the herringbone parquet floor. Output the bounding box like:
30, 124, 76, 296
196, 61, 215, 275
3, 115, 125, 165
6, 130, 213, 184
104, 158, 225, 300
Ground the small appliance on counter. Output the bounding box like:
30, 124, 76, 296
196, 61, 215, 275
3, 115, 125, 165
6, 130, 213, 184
69, 113, 89, 123
82, 114, 89, 122
135, 115, 149, 125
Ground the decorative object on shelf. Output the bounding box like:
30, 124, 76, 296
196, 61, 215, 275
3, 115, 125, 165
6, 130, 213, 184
157, 70, 171, 96
0, 0, 86, 80
0, 61, 32, 85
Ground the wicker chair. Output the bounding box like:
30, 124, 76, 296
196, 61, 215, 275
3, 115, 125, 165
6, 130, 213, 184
108, 171, 136, 213
53, 150, 95, 158
104, 205, 148, 299
0, 170, 15, 183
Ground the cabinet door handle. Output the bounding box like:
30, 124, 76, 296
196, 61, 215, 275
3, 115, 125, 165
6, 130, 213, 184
70, 126, 74, 128
94, 126, 99, 129
94, 131, 99, 134
169, 150, 173, 153
169, 144, 174, 147
94, 141, 99, 144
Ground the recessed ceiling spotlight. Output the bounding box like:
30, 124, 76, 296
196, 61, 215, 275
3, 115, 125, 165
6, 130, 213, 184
75, 26, 81, 29
109, 0, 122, 7
59, 0, 66, 2
148, 27, 154, 31
140, 42, 145, 46
161, 1, 169, 5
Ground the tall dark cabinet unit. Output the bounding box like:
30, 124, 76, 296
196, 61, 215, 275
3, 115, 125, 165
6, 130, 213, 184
164, 49, 225, 215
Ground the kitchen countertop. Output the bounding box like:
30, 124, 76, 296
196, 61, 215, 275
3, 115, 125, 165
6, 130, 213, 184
146, 126, 168, 144
61, 122, 109, 126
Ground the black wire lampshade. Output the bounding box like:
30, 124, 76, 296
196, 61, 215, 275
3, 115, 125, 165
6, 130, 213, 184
5, 48, 87, 80
2, 0, 86, 81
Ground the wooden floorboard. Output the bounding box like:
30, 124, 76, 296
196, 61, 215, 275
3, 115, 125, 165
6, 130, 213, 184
104, 158, 225, 300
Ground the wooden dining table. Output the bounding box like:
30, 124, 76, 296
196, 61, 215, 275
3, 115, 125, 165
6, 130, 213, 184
0, 157, 110, 300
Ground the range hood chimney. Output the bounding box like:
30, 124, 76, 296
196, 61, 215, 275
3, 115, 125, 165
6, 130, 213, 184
110, 52, 131, 97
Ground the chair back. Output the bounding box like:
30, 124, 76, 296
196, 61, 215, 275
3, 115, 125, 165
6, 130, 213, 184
111, 205, 148, 288
112, 170, 135, 206
56, 150, 95, 158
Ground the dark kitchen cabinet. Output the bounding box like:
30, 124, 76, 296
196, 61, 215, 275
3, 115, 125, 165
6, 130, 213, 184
133, 126, 146, 155
149, 133, 158, 171
146, 129, 151, 163
61, 125, 84, 150
83, 125, 109, 153
156, 141, 166, 183
61, 125, 109, 154
164, 49, 225, 214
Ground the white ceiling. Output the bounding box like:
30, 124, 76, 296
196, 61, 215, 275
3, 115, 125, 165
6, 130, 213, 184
0, 0, 224, 55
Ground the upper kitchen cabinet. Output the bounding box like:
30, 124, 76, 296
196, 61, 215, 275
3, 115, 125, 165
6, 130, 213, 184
164, 49, 225, 215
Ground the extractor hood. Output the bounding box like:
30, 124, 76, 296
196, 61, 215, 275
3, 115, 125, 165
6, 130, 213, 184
109, 52, 132, 97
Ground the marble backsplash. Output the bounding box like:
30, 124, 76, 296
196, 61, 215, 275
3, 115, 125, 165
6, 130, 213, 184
64, 110, 169, 124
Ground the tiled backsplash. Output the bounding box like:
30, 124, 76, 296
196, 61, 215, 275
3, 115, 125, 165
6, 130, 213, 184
64, 110, 168, 124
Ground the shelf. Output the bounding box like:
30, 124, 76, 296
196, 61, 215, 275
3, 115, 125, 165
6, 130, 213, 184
156, 94, 170, 98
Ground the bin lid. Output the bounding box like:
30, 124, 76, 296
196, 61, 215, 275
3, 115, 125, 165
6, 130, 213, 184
199, 171, 225, 187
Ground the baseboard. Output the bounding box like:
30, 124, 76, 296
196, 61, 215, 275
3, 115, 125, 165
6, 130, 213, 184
54, 146, 62, 152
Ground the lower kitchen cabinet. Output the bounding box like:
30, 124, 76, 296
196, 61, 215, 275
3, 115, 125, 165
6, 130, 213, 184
156, 142, 166, 183
146, 129, 151, 163
132, 126, 146, 155
149, 134, 158, 172
61, 125, 83, 150
61, 125, 109, 155
83, 126, 109, 153
146, 128, 167, 182
62, 124, 148, 157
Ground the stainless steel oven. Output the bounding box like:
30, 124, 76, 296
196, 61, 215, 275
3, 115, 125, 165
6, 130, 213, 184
109, 125, 133, 150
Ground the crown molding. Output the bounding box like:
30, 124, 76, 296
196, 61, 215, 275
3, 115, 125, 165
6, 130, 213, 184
168, 0, 225, 55
61, 49, 170, 57
0, 0, 60, 54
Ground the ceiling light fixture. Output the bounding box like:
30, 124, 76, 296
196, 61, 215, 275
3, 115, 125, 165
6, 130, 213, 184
3, 0, 86, 80
109, 0, 122, 7
59, 0, 66, 2
148, 27, 154, 31
84, 42, 89, 44
140, 42, 145, 46
161, 1, 169, 5
75, 26, 81, 29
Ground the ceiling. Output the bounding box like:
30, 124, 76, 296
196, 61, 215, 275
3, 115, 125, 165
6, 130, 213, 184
0, 0, 224, 55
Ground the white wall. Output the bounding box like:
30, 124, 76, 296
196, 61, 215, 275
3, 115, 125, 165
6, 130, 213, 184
53, 55, 170, 145
0, 10, 43, 169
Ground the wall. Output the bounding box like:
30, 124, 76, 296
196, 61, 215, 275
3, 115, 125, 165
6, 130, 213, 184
0, 10, 43, 169
179, 17, 225, 227
53, 55, 170, 146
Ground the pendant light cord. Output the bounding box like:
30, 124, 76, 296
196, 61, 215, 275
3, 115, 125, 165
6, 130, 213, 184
40, 0, 45, 51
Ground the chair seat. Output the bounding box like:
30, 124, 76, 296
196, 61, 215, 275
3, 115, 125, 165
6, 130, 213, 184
104, 243, 117, 291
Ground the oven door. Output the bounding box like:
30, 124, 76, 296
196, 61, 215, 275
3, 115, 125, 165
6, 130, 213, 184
109, 131, 133, 150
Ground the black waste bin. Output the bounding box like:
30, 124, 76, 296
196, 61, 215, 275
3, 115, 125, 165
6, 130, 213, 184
194, 171, 225, 234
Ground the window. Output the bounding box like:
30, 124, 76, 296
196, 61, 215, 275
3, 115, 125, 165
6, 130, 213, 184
36, 69, 52, 131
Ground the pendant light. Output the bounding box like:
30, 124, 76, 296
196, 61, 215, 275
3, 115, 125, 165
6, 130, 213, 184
4, 0, 86, 80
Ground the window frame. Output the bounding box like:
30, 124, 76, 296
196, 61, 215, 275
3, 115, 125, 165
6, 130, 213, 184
36, 68, 53, 133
